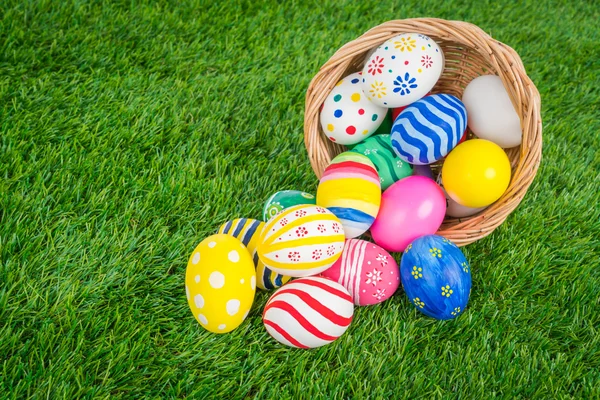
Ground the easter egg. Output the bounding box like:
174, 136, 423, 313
321, 239, 400, 306
257, 205, 345, 277
462, 75, 522, 148
391, 94, 467, 165
370, 176, 446, 252
263, 276, 354, 348
361, 33, 444, 108
442, 139, 511, 208
400, 235, 471, 320
218, 218, 291, 291
391, 92, 431, 121
320, 72, 387, 145
373, 109, 393, 135
316, 152, 381, 238
185, 234, 256, 333
263, 190, 316, 222
412, 164, 433, 179
435, 173, 486, 218
350, 134, 412, 190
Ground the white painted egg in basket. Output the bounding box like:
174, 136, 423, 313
320, 72, 387, 145
361, 33, 444, 108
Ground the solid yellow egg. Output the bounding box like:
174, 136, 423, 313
185, 234, 256, 333
442, 139, 511, 208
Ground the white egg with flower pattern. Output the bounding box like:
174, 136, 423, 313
361, 33, 444, 108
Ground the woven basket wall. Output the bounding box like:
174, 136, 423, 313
304, 18, 542, 247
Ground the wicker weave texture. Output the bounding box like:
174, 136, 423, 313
304, 18, 542, 246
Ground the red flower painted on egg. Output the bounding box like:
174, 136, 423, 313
296, 227, 308, 237
288, 251, 301, 262
326, 245, 336, 257
332, 223, 341, 234
312, 249, 323, 260
367, 56, 385, 76
421, 55, 433, 68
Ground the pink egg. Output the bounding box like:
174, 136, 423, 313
370, 176, 446, 252
322, 239, 400, 306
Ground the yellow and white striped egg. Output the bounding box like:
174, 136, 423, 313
257, 205, 345, 277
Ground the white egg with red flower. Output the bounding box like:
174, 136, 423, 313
361, 33, 444, 108
320, 72, 387, 145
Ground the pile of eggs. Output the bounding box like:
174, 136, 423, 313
185, 32, 521, 348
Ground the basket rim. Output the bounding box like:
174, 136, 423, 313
303, 18, 542, 247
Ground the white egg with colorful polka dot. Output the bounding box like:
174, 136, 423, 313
185, 234, 256, 333
361, 33, 444, 108
320, 72, 387, 145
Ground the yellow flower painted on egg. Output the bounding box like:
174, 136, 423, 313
369, 81, 387, 99
411, 266, 423, 279
441, 285, 453, 297
413, 297, 425, 308
405, 243, 412, 253
394, 36, 417, 52
462, 261, 469, 273
451, 306, 461, 316
429, 247, 442, 258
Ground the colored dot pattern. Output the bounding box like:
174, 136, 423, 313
322, 72, 387, 144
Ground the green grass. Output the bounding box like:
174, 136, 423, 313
1, 0, 599, 398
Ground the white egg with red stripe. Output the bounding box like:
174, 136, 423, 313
257, 205, 345, 277
262, 276, 354, 349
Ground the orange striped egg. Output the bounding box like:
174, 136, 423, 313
316, 152, 381, 238
263, 276, 354, 348
257, 205, 345, 277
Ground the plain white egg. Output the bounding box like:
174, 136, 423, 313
462, 75, 522, 148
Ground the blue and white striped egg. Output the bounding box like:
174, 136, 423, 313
390, 94, 467, 165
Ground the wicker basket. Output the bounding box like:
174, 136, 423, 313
304, 18, 542, 247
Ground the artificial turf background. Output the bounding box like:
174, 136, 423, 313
1, 0, 599, 398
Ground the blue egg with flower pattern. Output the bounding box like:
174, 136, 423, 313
400, 235, 471, 320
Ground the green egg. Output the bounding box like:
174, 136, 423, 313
262, 190, 316, 221
350, 134, 413, 190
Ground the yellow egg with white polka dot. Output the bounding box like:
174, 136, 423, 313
185, 234, 256, 333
